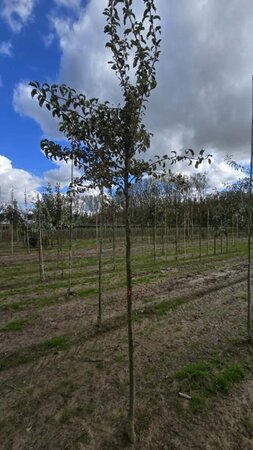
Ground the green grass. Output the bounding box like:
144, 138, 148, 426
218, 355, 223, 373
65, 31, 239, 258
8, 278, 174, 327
40, 335, 69, 350
176, 360, 246, 412
0, 296, 57, 312
134, 296, 187, 322
0, 334, 69, 371
78, 287, 98, 298
211, 364, 245, 393
0, 319, 27, 332
176, 362, 211, 381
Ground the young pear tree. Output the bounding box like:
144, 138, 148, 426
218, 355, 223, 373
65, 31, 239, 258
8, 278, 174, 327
30, 0, 210, 442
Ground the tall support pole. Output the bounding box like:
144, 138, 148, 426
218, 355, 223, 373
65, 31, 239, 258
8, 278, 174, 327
68, 159, 74, 296
247, 75, 253, 342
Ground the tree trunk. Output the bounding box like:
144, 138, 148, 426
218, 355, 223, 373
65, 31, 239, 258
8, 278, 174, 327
124, 177, 136, 444
97, 187, 103, 330
10, 223, 14, 255
247, 74, 253, 342
207, 209, 210, 256
112, 198, 116, 270
183, 209, 186, 259
153, 203, 156, 265
175, 209, 178, 261
37, 198, 45, 282
67, 162, 74, 296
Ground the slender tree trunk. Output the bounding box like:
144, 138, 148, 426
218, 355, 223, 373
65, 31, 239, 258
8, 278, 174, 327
26, 223, 30, 254
247, 74, 253, 342
124, 177, 136, 444
232, 214, 235, 246
191, 207, 194, 258
67, 161, 74, 296
199, 207, 202, 259
183, 209, 186, 258
37, 197, 45, 282
207, 209, 210, 256
164, 204, 167, 261
112, 198, 116, 270
60, 225, 64, 280
97, 187, 103, 330
10, 223, 14, 255
175, 209, 178, 261
153, 202, 156, 265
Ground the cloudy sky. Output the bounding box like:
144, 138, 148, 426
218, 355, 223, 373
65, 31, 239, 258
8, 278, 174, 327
0, 0, 252, 203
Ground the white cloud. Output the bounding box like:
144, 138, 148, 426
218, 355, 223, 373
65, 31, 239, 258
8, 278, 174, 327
0, 154, 88, 205
43, 158, 81, 187
0, 154, 41, 204
179, 155, 244, 192
1, 0, 37, 33
13, 82, 62, 138
50, 0, 120, 100
14, 0, 253, 188
49, 0, 253, 165
0, 41, 13, 57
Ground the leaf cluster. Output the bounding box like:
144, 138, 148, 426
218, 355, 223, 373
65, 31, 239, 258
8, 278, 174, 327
103, 0, 161, 100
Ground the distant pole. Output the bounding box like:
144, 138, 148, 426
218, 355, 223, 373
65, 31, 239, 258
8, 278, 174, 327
247, 75, 253, 342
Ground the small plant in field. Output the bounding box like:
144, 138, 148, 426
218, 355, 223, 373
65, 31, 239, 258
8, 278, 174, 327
176, 362, 211, 382
211, 364, 245, 393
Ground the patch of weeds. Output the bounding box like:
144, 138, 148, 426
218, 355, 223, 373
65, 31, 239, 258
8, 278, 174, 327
211, 364, 245, 393
0, 302, 22, 311
176, 360, 246, 413
134, 297, 187, 322
176, 362, 211, 381
78, 287, 97, 298
40, 335, 69, 350
153, 301, 169, 316
0, 335, 69, 371
114, 352, 125, 363
176, 362, 211, 392
36, 297, 56, 308
153, 298, 186, 316
0, 353, 36, 371
0, 319, 27, 332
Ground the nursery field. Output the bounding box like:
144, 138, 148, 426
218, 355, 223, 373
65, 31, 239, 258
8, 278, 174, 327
0, 233, 253, 449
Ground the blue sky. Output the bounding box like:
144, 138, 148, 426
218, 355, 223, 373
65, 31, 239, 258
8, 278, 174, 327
0, 1, 83, 179
0, 0, 252, 203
